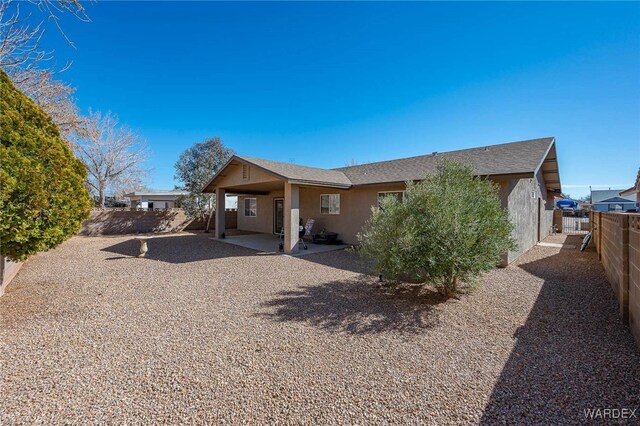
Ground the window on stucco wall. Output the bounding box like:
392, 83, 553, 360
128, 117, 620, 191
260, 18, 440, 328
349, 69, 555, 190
244, 198, 257, 216
320, 194, 340, 214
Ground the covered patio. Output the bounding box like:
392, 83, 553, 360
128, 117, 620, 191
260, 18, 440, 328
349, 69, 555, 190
203, 155, 353, 255
214, 232, 349, 256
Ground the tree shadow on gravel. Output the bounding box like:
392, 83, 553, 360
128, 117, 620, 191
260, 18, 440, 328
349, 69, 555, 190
258, 276, 444, 334
298, 248, 373, 275
481, 236, 640, 424
101, 233, 257, 264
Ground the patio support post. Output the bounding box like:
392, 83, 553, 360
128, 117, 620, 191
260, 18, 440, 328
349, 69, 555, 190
215, 187, 226, 238
284, 182, 300, 254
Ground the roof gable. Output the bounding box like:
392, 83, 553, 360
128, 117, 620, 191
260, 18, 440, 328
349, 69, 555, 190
202, 155, 352, 192
236, 156, 351, 187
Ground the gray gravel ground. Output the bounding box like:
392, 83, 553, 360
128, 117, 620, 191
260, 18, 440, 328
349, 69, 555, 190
1, 232, 638, 424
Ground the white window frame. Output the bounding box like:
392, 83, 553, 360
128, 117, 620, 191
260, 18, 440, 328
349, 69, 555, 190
320, 194, 340, 215
244, 198, 257, 217
377, 190, 405, 207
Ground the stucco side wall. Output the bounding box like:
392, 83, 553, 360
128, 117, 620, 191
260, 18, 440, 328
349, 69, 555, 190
536, 169, 555, 244
495, 173, 552, 264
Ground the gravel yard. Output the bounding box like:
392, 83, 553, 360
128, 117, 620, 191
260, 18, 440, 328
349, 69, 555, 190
1, 232, 638, 424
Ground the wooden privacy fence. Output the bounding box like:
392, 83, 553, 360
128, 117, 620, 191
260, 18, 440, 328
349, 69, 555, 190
591, 211, 640, 348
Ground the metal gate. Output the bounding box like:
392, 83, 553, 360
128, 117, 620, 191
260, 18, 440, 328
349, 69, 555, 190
562, 209, 590, 235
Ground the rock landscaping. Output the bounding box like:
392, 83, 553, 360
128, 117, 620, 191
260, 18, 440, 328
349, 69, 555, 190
1, 233, 638, 424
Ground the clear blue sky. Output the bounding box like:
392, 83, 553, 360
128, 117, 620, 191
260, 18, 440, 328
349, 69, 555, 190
44, 1, 639, 198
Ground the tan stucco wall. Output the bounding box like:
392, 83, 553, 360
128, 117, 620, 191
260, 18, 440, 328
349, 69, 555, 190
536, 169, 555, 244
238, 184, 405, 243
237, 190, 284, 234
298, 184, 405, 244
234, 175, 553, 264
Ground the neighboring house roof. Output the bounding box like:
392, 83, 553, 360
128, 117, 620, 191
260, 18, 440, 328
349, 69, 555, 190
125, 190, 189, 197
596, 196, 636, 204
203, 137, 560, 192
236, 155, 352, 187
335, 137, 555, 185
591, 189, 635, 204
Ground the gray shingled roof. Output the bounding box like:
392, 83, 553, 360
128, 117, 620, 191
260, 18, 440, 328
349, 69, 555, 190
125, 190, 189, 197
206, 138, 556, 191
236, 155, 352, 187
335, 138, 554, 185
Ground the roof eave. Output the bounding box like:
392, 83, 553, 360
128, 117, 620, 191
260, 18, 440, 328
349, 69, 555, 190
620, 187, 637, 197
349, 172, 537, 187
288, 179, 351, 189
533, 137, 561, 192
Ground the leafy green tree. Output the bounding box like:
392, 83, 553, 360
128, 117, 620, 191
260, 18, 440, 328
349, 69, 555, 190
0, 70, 91, 261
174, 137, 234, 232
358, 160, 516, 299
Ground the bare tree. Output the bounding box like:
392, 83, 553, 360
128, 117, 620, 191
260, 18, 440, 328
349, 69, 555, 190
73, 111, 150, 207
0, 0, 90, 71
8, 67, 85, 144
1, 0, 93, 145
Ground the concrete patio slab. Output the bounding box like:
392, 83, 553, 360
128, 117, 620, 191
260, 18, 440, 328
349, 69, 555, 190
211, 233, 350, 256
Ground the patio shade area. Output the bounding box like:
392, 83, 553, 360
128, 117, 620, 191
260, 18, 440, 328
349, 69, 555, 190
214, 233, 349, 256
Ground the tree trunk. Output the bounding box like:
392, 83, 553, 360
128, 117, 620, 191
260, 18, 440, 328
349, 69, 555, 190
98, 181, 106, 208
440, 275, 458, 299
204, 210, 213, 232
446, 276, 458, 299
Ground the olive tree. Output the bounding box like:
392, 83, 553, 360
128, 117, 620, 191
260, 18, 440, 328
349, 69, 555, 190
358, 160, 516, 299
0, 70, 91, 261
174, 137, 234, 232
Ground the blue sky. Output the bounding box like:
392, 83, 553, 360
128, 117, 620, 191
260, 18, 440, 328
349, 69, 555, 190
43, 1, 640, 198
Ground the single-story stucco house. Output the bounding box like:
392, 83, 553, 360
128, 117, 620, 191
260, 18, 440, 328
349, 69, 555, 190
125, 190, 189, 210
203, 137, 561, 264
